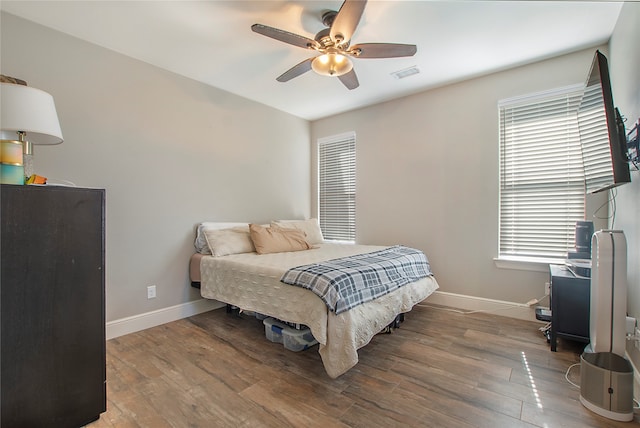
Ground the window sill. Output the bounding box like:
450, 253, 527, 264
494, 256, 563, 272
323, 239, 355, 244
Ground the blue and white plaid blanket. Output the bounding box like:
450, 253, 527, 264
280, 246, 432, 314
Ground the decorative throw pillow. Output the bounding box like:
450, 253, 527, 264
203, 226, 256, 257
271, 218, 324, 245
249, 223, 312, 255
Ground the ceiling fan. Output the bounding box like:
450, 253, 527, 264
251, 0, 417, 90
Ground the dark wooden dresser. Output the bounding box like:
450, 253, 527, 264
1, 184, 106, 427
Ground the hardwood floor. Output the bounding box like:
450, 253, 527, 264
89, 304, 638, 427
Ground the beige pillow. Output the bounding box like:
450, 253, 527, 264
271, 218, 324, 245
203, 226, 255, 257
249, 223, 312, 255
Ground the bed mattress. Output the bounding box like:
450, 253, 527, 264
199, 243, 439, 378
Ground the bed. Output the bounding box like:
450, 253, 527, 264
190, 220, 439, 378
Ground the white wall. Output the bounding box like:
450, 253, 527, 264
609, 3, 640, 368
311, 47, 608, 306
4, 5, 637, 331
1, 13, 311, 322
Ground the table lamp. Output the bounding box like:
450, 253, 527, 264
1, 79, 63, 184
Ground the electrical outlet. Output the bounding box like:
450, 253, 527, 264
545, 282, 551, 296
147, 285, 156, 299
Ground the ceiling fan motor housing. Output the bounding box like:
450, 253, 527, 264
321, 10, 338, 28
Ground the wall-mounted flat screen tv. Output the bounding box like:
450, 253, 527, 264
577, 50, 631, 194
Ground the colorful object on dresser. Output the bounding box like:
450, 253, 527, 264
0, 140, 24, 184
26, 174, 47, 185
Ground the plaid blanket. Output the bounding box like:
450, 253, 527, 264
280, 245, 432, 314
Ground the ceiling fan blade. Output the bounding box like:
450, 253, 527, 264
350, 43, 417, 58
338, 68, 359, 90
330, 0, 367, 46
276, 57, 315, 82
252, 24, 319, 50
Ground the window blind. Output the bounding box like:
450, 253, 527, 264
499, 85, 585, 260
318, 132, 356, 242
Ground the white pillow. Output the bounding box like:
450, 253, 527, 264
203, 226, 256, 257
271, 218, 324, 245
194, 222, 251, 254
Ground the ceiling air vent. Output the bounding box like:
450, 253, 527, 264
391, 66, 420, 80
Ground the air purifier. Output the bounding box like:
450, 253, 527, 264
579, 230, 633, 422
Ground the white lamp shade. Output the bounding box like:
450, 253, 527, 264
1, 82, 63, 144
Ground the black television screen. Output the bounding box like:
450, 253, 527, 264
577, 50, 631, 194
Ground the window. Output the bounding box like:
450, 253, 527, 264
318, 132, 356, 242
499, 85, 585, 261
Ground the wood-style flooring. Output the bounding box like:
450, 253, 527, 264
89, 304, 639, 427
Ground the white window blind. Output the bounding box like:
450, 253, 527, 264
499, 85, 585, 260
318, 132, 356, 242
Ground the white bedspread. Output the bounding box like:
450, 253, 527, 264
200, 243, 439, 378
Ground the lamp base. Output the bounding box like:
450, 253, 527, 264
23, 140, 34, 179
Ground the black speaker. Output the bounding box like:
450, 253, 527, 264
575, 221, 594, 254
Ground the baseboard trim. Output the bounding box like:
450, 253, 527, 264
106, 291, 541, 340
426, 291, 541, 322
106, 299, 224, 340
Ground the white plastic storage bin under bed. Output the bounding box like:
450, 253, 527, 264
263, 317, 318, 352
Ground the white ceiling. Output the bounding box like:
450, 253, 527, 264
1, 1, 624, 121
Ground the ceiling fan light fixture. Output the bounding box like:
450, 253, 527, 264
311, 53, 353, 77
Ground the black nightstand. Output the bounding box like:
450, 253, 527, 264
549, 264, 590, 351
